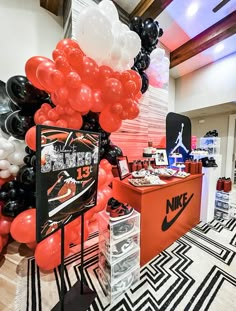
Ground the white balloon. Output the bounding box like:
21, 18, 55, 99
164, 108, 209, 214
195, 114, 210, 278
0, 169, 11, 179
124, 31, 141, 60
2, 141, 14, 153
0, 129, 10, 139
75, 7, 113, 62
0, 160, 10, 169
0, 150, 8, 159
98, 0, 119, 23
110, 44, 122, 61
150, 48, 165, 62
9, 165, 20, 175
162, 56, 170, 70
7, 151, 25, 166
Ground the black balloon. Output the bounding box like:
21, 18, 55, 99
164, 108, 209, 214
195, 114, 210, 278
0, 80, 15, 115
2, 200, 26, 218
5, 110, 35, 140
6, 75, 50, 115
103, 143, 123, 165
141, 20, 159, 48
17, 165, 36, 190
140, 72, 149, 94
135, 52, 150, 71
129, 16, 143, 35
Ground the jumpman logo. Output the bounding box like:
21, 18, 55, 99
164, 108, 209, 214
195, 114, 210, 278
171, 123, 189, 154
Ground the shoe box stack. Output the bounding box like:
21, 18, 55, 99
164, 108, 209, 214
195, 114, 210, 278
214, 178, 236, 220
200, 136, 220, 157
97, 202, 140, 302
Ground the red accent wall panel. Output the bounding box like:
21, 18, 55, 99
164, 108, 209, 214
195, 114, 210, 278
111, 86, 168, 161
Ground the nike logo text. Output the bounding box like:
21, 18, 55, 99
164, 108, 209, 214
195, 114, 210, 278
161, 192, 194, 231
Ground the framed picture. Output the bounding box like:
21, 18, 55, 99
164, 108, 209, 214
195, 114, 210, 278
155, 149, 169, 166
116, 156, 131, 180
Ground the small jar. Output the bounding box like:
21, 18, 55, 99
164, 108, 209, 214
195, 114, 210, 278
137, 160, 142, 171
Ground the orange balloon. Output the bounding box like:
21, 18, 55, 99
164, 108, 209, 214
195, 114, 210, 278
10, 209, 36, 243
25, 126, 37, 151
25, 56, 51, 89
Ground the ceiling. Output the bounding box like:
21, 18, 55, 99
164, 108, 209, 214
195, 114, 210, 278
40, 0, 236, 79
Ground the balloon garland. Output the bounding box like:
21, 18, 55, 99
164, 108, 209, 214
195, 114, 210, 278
0, 0, 166, 270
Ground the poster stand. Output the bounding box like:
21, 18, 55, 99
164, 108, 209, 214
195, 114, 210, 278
52, 214, 97, 311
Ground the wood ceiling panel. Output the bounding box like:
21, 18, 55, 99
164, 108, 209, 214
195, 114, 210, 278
170, 10, 236, 68
140, 0, 174, 19
40, 0, 63, 16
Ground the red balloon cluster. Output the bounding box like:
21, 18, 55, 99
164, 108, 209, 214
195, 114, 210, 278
0, 201, 12, 253
25, 38, 142, 146
7, 160, 113, 270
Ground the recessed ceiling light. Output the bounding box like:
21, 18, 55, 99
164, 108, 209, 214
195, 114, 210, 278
186, 3, 199, 17
214, 43, 224, 53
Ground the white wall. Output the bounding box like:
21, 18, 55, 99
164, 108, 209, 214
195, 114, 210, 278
175, 53, 236, 113
0, 0, 63, 82
191, 113, 230, 176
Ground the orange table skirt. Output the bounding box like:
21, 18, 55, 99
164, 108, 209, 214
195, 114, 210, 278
112, 174, 203, 266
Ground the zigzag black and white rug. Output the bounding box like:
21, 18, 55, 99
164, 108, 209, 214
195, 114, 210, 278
16, 219, 236, 311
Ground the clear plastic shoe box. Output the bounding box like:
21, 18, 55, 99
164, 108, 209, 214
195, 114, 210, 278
98, 265, 140, 301
214, 190, 233, 220
200, 137, 220, 155
98, 210, 140, 243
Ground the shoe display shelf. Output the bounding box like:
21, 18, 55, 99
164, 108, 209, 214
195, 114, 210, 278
97, 210, 140, 302
200, 137, 220, 155
214, 190, 236, 220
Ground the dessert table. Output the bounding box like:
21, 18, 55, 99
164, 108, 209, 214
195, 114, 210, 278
112, 174, 203, 266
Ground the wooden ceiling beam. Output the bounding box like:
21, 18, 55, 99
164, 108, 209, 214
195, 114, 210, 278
170, 10, 236, 68
40, 0, 63, 16
140, 0, 174, 19
130, 0, 154, 19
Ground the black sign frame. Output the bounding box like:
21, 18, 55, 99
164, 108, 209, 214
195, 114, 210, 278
36, 125, 100, 242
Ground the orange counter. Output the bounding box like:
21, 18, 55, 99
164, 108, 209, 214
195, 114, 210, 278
112, 174, 203, 266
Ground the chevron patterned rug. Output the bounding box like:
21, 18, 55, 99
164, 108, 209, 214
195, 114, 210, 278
16, 219, 236, 311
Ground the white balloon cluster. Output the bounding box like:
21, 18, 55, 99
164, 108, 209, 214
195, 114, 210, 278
74, 0, 141, 72
0, 137, 26, 178
145, 47, 170, 88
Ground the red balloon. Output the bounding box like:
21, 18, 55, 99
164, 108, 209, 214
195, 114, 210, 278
100, 159, 112, 172
102, 186, 113, 201
98, 167, 107, 187
110, 103, 123, 114
52, 48, 65, 61
65, 112, 83, 130
127, 102, 140, 119
99, 108, 122, 132
56, 39, 80, 51
51, 87, 69, 106
35, 230, 69, 270
0, 236, 3, 253
91, 89, 106, 113
0, 216, 12, 235
67, 48, 84, 69
36, 61, 64, 92
25, 126, 37, 151
69, 84, 92, 112
127, 69, 142, 94
72, 221, 89, 245
81, 57, 99, 87
25, 56, 51, 89
10, 209, 36, 243
56, 119, 68, 128
99, 65, 113, 82
55, 56, 71, 75
66, 72, 81, 89
102, 78, 123, 103
47, 108, 59, 121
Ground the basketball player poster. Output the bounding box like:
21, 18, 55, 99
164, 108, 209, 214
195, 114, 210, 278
36, 125, 100, 242
166, 113, 191, 165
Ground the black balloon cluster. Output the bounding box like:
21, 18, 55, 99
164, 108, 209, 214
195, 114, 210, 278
0, 76, 50, 140
129, 16, 163, 94
81, 111, 123, 165
0, 147, 36, 218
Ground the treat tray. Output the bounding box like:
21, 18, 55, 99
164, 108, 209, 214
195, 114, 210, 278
128, 179, 166, 187
174, 173, 190, 179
